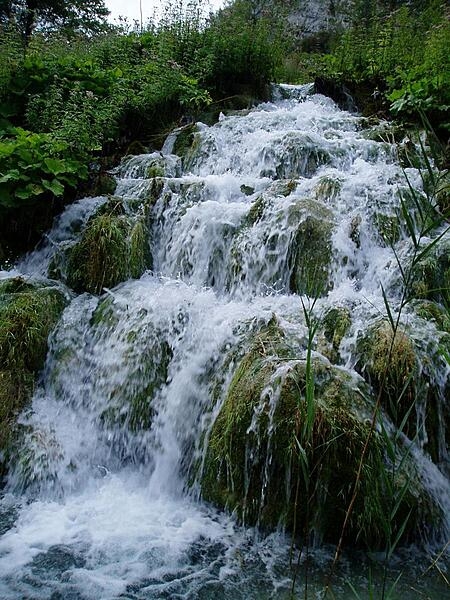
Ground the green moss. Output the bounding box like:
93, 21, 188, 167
245, 196, 267, 226
0, 279, 68, 477
356, 321, 417, 422
0, 277, 37, 295
349, 215, 362, 248
201, 322, 427, 545
318, 307, 352, 364
91, 299, 173, 433
412, 300, 450, 333
362, 122, 405, 143
267, 180, 298, 197
140, 177, 165, 209
0, 283, 68, 372
314, 176, 342, 202
145, 155, 175, 179
358, 317, 449, 465
411, 238, 450, 306
89, 296, 119, 329
14, 426, 64, 490
93, 173, 117, 196
289, 202, 334, 297
0, 370, 34, 477
67, 214, 129, 294
100, 339, 172, 432
146, 164, 165, 178
272, 135, 331, 179
93, 196, 125, 217
435, 175, 449, 215
374, 213, 401, 245
129, 218, 152, 278
65, 201, 151, 295
173, 124, 197, 158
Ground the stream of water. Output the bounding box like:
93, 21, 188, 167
0, 85, 448, 598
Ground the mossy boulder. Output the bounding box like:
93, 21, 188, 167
0, 371, 34, 475
0, 278, 68, 478
435, 174, 449, 216
317, 306, 352, 364
373, 212, 401, 245
410, 237, 450, 306
126, 140, 147, 156
262, 133, 331, 179
355, 320, 449, 464
201, 321, 436, 546
240, 184, 255, 196
173, 123, 198, 160
314, 175, 342, 203
289, 201, 334, 297
412, 299, 450, 333
245, 181, 297, 227
356, 321, 417, 424
0, 278, 68, 372
64, 199, 151, 295
90, 297, 173, 436
93, 173, 117, 196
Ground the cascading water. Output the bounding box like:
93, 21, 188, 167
0, 85, 448, 599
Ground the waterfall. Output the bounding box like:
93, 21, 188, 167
0, 85, 448, 598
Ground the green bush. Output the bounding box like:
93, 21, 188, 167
0, 0, 282, 256
0, 129, 88, 211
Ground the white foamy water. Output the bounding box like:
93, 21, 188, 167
1, 85, 448, 598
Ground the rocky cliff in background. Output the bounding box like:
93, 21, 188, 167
287, 0, 351, 37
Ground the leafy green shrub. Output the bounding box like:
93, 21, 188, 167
0, 129, 88, 210
0, 0, 284, 257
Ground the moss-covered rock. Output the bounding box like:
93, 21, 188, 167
410, 237, 450, 306
0, 370, 34, 475
0, 279, 68, 372
289, 201, 334, 297
240, 184, 255, 196
245, 182, 297, 227
99, 337, 172, 433
262, 133, 331, 180
0, 278, 68, 478
90, 296, 173, 434
355, 319, 449, 465
245, 195, 268, 227
201, 321, 436, 546
356, 321, 417, 423
126, 140, 147, 156
64, 199, 151, 295
173, 124, 198, 160
412, 300, 450, 333
317, 306, 352, 364
435, 174, 449, 216
374, 212, 401, 245
314, 175, 342, 203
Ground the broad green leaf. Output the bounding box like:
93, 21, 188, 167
42, 178, 65, 196
0, 170, 21, 183
16, 183, 45, 199
43, 158, 67, 176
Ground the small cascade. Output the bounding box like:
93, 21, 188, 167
0, 84, 448, 598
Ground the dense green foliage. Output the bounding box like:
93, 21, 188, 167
0, 277, 68, 477
0, 0, 109, 43
283, 1, 449, 135
0, 1, 282, 260
0, 0, 448, 261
